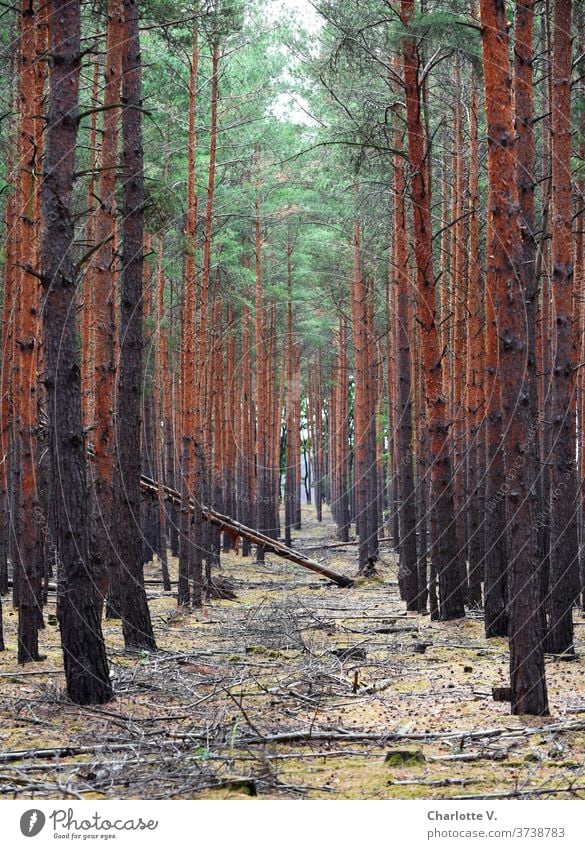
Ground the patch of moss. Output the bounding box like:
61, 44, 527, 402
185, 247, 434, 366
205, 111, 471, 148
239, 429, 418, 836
385, 749, 426, 766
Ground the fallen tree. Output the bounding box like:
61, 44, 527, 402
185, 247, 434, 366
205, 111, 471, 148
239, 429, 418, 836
139, 474, 355, 589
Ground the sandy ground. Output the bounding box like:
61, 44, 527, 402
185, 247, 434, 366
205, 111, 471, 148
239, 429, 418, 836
1, 504, 585, 800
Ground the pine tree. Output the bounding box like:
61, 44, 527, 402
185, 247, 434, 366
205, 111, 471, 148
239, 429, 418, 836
401, 0, 464, 619
114, 0, 156, 651
41, 0, 112, 704
480, 0, 548, 715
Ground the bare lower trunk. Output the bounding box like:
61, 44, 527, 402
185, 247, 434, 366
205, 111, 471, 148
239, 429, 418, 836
480, 0, 548, 715
401, 0, 463, 619
41, 0, 112, 703
114, 0, 156, 651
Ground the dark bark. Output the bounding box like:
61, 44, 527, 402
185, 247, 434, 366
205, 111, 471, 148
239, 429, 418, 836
546, 0, 578, 655
114, 0, 156, 651
392, 117, 418, 611
41, 0, 112, 704
465, 69, 484, 606
92, 0, 123, 618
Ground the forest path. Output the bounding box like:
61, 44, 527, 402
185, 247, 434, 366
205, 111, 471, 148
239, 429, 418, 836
1, 504, 585, 799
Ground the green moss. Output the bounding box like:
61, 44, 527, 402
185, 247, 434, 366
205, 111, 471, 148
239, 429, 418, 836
385, 749, 426, 766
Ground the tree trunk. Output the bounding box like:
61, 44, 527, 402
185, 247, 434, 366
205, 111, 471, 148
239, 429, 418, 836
223, 304, 237, 551
0, 153, 16, 598
392, 113, 418, 610
451, 57, 468, 591
199, 33, 221, 587
178, 22, 199, 608
254, 190, 268, 561
285, 239, 295, 547
480, 0, 548, 715
154, 236, 170, 590
141, 244, 160, 566
401, 0, 463, 619
465, 68, 484, 607
114, 0, 156, 650
92, 0, 123, 617
315, 351, 323, 521
16, 0, 43, 663
350, 211, 374, 575
546, 0, 578, 656
80, 60, 99, 432
41, 0, 113, 703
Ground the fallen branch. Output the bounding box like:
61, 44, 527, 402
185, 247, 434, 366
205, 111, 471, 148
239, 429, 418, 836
0, 737, 204, 765
388, 778, 478, 788
359, 677, 396, 695
427, 751, 509, 763
217, 718, 585, 747
301, 537, 394, 552
452, 785, 585, 800
0, 669, 63, 678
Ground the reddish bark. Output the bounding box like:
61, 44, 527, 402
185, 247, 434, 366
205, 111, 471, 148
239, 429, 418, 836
350, 211, 374, 575
154, 236, 170, 589
223, 304, 237, 550
81, 60, 99, 431
578, 14, 585, 610
0, 151, 16, 597
401, 0, 463, 619
480, 0, 548, 714
16, 0, 43, 662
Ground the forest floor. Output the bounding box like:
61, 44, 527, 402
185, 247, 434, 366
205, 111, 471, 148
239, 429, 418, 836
1, 505, 585, 800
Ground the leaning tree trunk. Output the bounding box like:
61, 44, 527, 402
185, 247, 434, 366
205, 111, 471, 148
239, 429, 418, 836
40, 0, 112, 704
480, 0, 548, 715
114, 0, 156, 651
